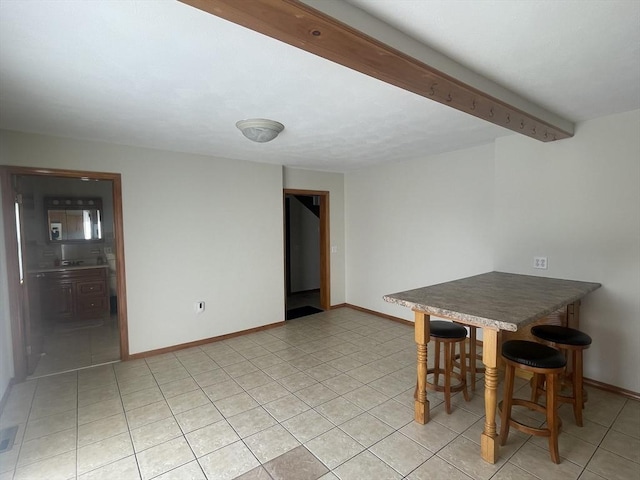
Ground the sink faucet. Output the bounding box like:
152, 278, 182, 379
62, 260, 84, 266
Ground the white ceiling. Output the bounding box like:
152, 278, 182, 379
1, 0, 638, 172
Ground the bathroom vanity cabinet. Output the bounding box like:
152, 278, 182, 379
30, 266, 109, 323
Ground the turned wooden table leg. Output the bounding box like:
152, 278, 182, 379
414, 311, 431, 424
481, 328, 499, 463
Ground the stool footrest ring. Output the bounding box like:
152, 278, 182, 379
498, 399, 562, 438
426, 367, 467, 393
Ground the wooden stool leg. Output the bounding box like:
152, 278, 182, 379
434, 340, 441, 386
459, 338, 470, 402
546, 372, 561, 464
500, 364, 515, 446
469, 327, 477, 391
531, 373, 543, 403
444, 341, 452, 414
574, 350, 584, 427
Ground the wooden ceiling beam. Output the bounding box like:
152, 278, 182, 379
180, 0, 574, 142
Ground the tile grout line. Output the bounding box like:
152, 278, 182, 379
113, 363, 145, 480
172, 352, 232, 480
4, 311, 638, 480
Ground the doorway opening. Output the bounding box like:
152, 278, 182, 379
1, 166, 129, 381
284, 189, 330, 319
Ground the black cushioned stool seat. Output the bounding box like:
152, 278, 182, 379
430, 320, 468, 339
425, 320, 470, 414
499, 340, 567, 464
531, 325, 592, 426
532, 325, 592, 347
502, 340, 567, 369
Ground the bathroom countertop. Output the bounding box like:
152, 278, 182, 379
28, 264, 109, 274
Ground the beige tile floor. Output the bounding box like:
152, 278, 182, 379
30, 315, 120, 378
0, 308, 638, 480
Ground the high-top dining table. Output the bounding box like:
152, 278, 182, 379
383, 271, 601, 463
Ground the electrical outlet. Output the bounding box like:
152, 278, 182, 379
533, 256, 548, 269
194, 301, 205, 313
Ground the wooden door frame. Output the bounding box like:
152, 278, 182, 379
0, 165, 129, 382
283, 189, 330, 311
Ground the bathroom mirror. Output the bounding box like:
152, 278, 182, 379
45, 197, 103, 242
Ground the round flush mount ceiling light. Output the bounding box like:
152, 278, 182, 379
235, 118, 284, 143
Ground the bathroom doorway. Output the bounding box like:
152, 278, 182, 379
1, 166, 129, 381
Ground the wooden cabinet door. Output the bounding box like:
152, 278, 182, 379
34, 267, 109, 323
41, 279, 74, 322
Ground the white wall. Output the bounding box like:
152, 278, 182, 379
345, 143, 495, 318
283, 168, 346, 305
2, 109, 637, 394
344, 110, 640, 393
1, 130, 285, 355
493, 109, 640, 392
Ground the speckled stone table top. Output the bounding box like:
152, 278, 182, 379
384, 271, 601, 332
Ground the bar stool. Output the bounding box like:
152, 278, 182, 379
426, 320, 470, 414
499, 340, 566, 464
530, 325, 592, 427
453, 324, 485, 391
